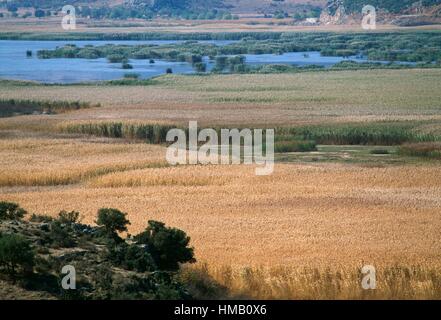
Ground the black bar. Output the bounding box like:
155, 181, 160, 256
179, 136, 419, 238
0, 300, 438, 319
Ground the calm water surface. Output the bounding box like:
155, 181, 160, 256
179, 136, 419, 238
0, 40, 384, 83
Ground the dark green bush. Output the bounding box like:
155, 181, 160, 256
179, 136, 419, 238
0, 99, 99, 118
29, 214, 54, 223
0, 233, 35, 277
107, 242, 156, 272
107, 54, 127, 63
193, 62, 207, 73
57, 210, 81, 224
134, 220, 195, 271
0, 201, 27, 220
96, 208, 130, 240
48, 221, 76, 248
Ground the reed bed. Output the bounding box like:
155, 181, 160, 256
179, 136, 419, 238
58, 121, 175, 144
0, 138, 167, 186
281, 122, 441, 145
87, 166, 232, 188
58, 120, 441, 146
1, 163, 440, 269
183, 264, 441, 300
0, 99, 100, 117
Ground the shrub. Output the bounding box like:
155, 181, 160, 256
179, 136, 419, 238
0, 234, 35, 278
122, 62, 133, 69
193, 62, 207, 73
29, 214, 54, 223
0, 99, 99, 118
110, 273, 185, 299
96, 208, 130, 240
107, 54, 127, 63
107, 242, 156, 272
0, 202, 27, 221
57, 210, 81, 224
35, 9, 45, 18
134, 220, 195, 271
180, 264, 228, 299
48, 221, 76, 248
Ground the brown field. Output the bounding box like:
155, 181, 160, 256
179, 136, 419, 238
1, 136, 441, 270
1, 69, 441, 298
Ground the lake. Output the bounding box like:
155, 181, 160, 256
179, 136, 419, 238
0, 40, 378, 83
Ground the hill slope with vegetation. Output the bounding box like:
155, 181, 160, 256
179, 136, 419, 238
1, 0, 440, 20
0, 201, 226, 300
341, 0, 441, 13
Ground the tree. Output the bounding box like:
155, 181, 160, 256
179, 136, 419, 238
134, 220, 195, 271
193, 62, 207, 73
6, 3, 18, 13
153, 0, 189, 11
0, 234, 35, 278
0, 202, 27, 221
34, 9, 45, 18
96, 208, 130, 239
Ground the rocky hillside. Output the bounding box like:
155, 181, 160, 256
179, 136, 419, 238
1, 0, 440, 21
0, 201, 224, 300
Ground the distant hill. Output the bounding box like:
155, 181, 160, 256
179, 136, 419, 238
340, 0, 441, 13
0, 0, 326, 13
1, 0, 440, 19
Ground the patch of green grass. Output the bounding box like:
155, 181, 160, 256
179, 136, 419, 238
399, 142, 441, 159
274, 140, 317, 153
0, 80, 41, 87
0, 99, 100, 118
277, 122, 439, 146
275, 145, 409, 165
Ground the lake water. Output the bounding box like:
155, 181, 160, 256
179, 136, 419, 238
0, 40, 377, 83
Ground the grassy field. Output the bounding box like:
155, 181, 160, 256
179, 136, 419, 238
1, 68, 441, 299
1, 69, 441, 127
